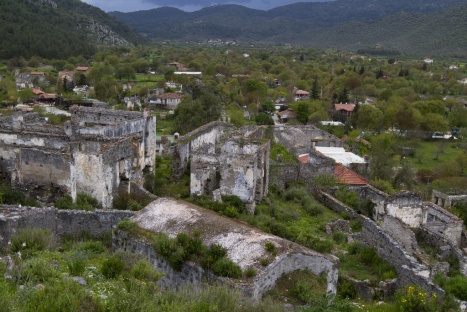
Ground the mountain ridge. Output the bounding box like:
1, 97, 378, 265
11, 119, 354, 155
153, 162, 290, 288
110, 0, 467, 56
0, 0, 148, 59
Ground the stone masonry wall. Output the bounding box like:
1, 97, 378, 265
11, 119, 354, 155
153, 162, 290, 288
354, 217, 444, 296
312, 190, 445, 296
173, 121, 235, 178
0, 205, 133, 251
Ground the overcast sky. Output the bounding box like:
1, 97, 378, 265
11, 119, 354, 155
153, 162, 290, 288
80, 0, 327, 13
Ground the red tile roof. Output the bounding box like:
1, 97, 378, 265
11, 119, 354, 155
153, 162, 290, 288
334, 164, 368, 185
334, 104, 356, 112
278, 109, 296, 119
32, 89, 45, 95
76, 66, 89, 71
298, 154, 309, 164
295, 90, 310, 95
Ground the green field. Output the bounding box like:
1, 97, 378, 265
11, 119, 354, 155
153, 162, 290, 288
401, 140, 466, 172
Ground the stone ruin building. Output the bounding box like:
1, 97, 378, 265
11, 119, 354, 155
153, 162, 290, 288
0, 106, 156, 208
114, 197, 338, 298
173, 122, 270, 212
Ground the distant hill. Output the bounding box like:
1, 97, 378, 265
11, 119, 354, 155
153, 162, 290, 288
0, 0, 148, 60
110, 0, 467, 56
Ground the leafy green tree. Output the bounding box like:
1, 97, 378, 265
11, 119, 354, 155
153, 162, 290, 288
295, 101, 310, 124
311, 76, 320, 99
448, 104, 467, 127
355, 105, 384, 132
420, 113, 449, 133
411, 100, 445, 116
174, 93, 222, 134
370, 134, 397, 181
116, 65, 136, 81
255, 113, 274, 125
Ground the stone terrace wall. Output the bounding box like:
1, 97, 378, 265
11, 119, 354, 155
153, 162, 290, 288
312, 190, 445, 296
0, 205, 133, 250
354, 217, 444, 296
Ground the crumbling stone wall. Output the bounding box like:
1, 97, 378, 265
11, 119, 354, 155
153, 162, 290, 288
174, 122, 269, 209
173, 121, 235, 179
432, 190, 467, 209
422, 202, 463, 247
354, 217, 444, 296
385, 192, 423, 228
0, 107, 156, 208
349, 185, 388, 220
380, 215, 422, 258
0, 205, 133, 250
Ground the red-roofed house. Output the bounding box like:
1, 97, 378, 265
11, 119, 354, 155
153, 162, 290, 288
59, 70, 75, 84
294, 89, 310, 101
278, 109, 296, 123
334, 103, 356, 119
75, 66, 89, 72
32, 89, 45, 95
334, 164, 368, 185
31, 72, 46, 83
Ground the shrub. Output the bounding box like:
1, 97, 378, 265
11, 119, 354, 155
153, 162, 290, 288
176, 232, 204, 256
371, 178, 396, 195
338, 276, 356, 299
332, 231, 347, 244
284, 188, 307, 201
313, 174, 337, 189
291, 279, 319, 304
200, 244, 227, 270
260, 258, 270, 266
66, 251, 87, 276
212, 258, 242, 279
334, 187, 360, 210
10, 228, 54, 258
395, 286, 437, 312
55, 195, 74, 209
101, 256, 125, 279
76, 240, 106, 255
244, 267, 257, 278
264, 242, 276, 253
222, 195, 245, 213
13, 257, 59, 284
116, 219, 137, 233
443, 275, 467, 301
0, 183, 40, 207
309, 237, 333, 253
55, 193, 100, 211
302, 197, 324, 216
131, 259, 163, 283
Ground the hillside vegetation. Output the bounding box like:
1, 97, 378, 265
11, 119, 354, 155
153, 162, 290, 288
0, 0, 148, 59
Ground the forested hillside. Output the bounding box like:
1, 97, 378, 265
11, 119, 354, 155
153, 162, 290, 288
0, 0, 147, 60
110, 0, 467, 56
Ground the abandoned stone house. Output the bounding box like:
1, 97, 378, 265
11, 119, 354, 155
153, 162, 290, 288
0, 106, 156, 208
172, 122, 270, 212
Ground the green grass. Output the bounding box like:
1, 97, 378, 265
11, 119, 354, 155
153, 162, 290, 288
398, 140, 466, 172
155, 115, 176, 135
2, 231, 284, 312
